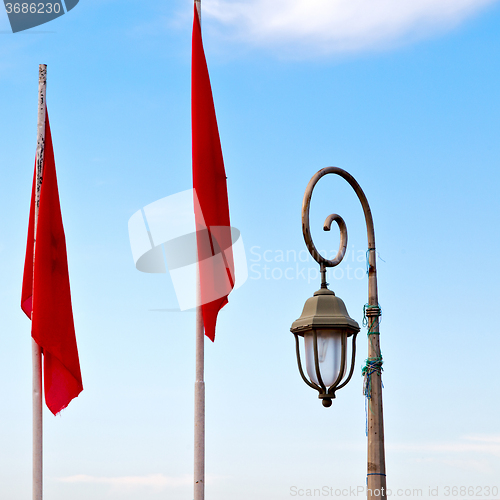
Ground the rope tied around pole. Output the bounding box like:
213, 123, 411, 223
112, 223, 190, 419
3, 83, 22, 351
362, 355, 383, 436
361, 303, 383, 396
362, 355, 383, 399
361, 303, 383, 434
365, 247, 375, 274
362, 303, 381, 335
361, 303, 383, 398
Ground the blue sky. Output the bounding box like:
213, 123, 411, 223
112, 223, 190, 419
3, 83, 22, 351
1, 1, 500, 499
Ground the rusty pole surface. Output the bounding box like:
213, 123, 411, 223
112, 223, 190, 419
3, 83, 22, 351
32, 63, 47, 500
301, 167, 387, 500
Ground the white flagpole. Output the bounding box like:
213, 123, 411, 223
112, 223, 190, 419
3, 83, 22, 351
194, 280, 205, 500
194, 4, 205, 500
33, 63, 47, 500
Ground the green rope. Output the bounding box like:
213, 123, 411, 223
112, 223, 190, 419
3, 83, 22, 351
362, 356, 383, 435
361, 304, 383, 396
361, 303, 383, 435
362, 304, 381, 335
362, 356, 383, 399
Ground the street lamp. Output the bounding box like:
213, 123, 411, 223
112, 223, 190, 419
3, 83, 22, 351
291, 283, 360, 408
291, 167, 387, 500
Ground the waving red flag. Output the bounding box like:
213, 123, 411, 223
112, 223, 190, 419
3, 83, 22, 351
21, 110, 82, 415
192, 5, 235, 341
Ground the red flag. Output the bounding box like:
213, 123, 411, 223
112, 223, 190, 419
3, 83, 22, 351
192, 6, 235, 341
21, 110, 83, 415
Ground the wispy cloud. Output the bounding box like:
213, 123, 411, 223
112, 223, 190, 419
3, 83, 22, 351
386, 435, 500, 475
389, 434, 500, 458
59, 474, 191, 491
413, 457, 494, 474
463, 433, 500, 444
59, 472, 227, 492
201, 0, 499, 55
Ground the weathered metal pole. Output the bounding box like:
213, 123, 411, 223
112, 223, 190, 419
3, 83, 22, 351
194, 276, 205, 500
335, 168, 386, 500
364, 217, 386, 500
302, 167, 386, 500
194, 3, 204, 489
33, 63, 47, 500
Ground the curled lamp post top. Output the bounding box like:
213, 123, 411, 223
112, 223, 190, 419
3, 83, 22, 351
295, 168, 387, 494
302, 167, 378, 304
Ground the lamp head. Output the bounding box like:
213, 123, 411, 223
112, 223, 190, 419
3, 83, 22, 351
291, 287, 360, 337
291, 286, 360, 405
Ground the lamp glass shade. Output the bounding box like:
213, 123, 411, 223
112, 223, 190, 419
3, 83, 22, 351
304, 329, 344, 387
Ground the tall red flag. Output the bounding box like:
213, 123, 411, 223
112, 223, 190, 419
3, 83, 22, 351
192, 6, 235, 341
21, 110, 83, 415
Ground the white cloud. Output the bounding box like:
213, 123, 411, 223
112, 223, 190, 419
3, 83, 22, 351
59, 474, 191, 491
389, 434, 500, 458
414, 457, 494, 474
58, 472, 226, 492
463, 433, 500, 444
201, 0, 498, 55
385, 435, 500, 475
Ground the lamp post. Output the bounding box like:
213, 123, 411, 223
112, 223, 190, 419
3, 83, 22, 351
291, 167, 386, 500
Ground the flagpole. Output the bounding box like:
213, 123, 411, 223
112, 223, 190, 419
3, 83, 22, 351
193, 0, 205, 494
194, 276, 205, 500
33, 63, 47, 500
194, 7, 204, 495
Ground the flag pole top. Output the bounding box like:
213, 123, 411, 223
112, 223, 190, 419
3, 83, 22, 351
195, 0, 201, 20
36, 64, 47, 225
38, 64, 47, 115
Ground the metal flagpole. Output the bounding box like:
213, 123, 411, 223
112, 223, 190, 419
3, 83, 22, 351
33, 63, 47, 500
194, 279, 205, 500
194, 3, 205, 499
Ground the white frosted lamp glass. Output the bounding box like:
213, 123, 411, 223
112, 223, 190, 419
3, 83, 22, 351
304, 329, 344, 387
